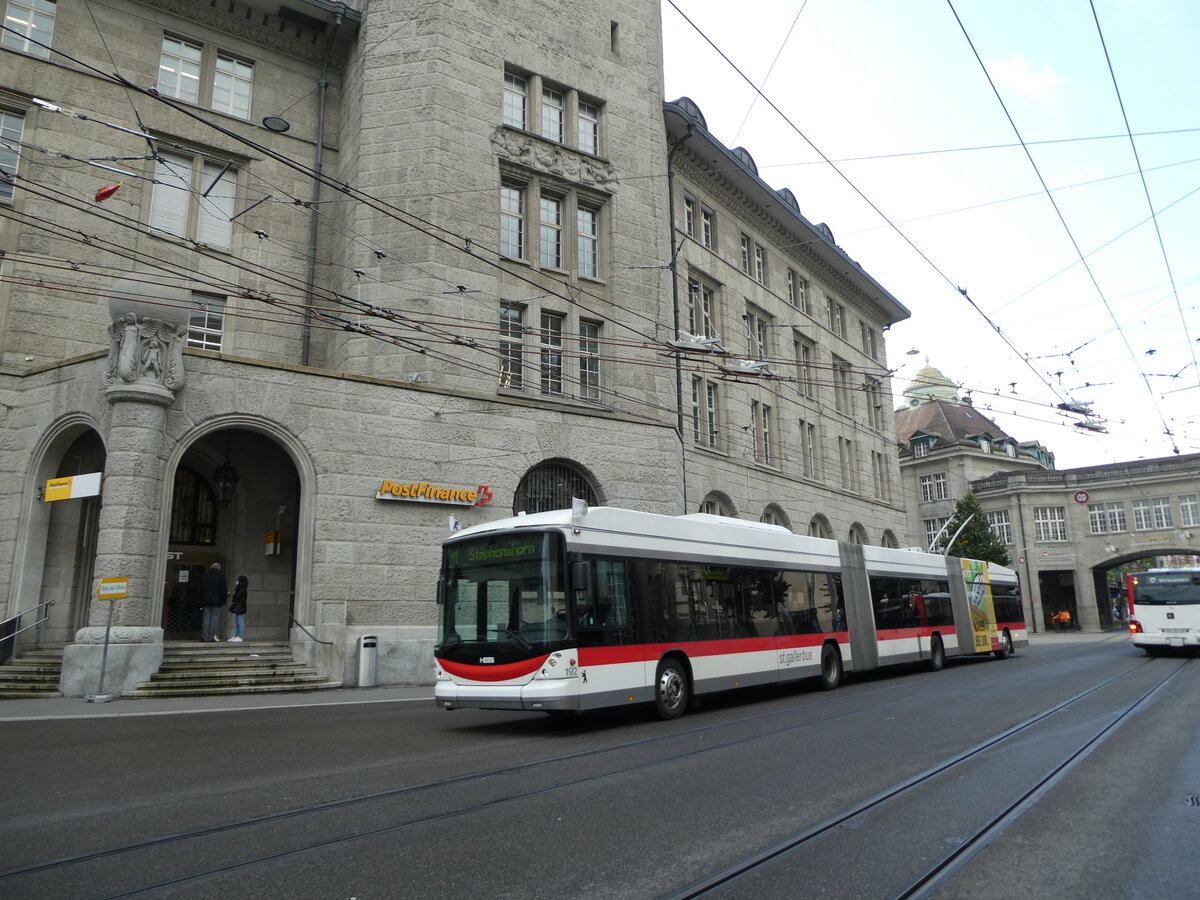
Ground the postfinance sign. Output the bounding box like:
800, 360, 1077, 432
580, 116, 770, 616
376, 480, 494, 507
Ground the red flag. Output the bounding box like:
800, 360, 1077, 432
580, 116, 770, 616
95, 183, 121, 202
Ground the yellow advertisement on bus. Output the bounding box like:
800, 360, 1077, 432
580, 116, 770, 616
962, 559, 998, 653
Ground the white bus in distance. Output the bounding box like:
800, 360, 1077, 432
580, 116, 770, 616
1127, 568, 1200, 653
434, 507, 1026, 718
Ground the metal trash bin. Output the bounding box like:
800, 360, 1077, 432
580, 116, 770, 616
356, 635, 378, 687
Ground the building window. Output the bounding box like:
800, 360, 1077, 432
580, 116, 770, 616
700, 494, 734, 517
864, 378, 885, 430
686, 276, 717, 337
187, 294, 225, 350
148, 151, 237, 250
539, 194, 562, 268
987, 510, 1012, 544
1181, 494, 1200, 528
2, 0, 55, 58
692, 376, 720, 449
859, 321, 879, 360
541, 86, 564, 142
920, 473, 948, 502
912, 440, 930, 458
498, 302, 524, 390
158, 36, 202, 104
579, 320, 601, 402
746, 306, 772, 359
169, 467, 217, 545
578, 100, 599, 154
871, 450, 889, 501
793, 272, 810, 314
752, 401, 773, 465
539, 312, 564, 395
683, 194, 696, 237
794, 337, 815, 397
1152, 497, 1173, 528
832, 357, 853, 414
798, 418, 818, 478
754, 244, 766, 284
577, 205, 598, 278
1034, 506, 1068, 542
837, 436, 859, 491
699, 207, 714, 249
212, 53, 254, 119
158, 36, 254, 119
826, 296, 846, 339
514, 460, 597, 515
1089, 502, 1125, 534
924, 517, 949, 551
503, 72, 527, 129
500, 183, 525, 258
740, 233, 752, 275
0, 110, 24, 204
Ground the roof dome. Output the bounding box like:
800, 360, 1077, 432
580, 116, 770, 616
903, 362, 960, 406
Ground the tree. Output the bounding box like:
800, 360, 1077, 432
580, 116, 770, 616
944, 493, 1011, 566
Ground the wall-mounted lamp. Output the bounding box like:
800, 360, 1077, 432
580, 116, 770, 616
262, 115, 291, 133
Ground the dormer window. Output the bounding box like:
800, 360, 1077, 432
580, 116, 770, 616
912, 440, 930, 458
979, 437, 990, 453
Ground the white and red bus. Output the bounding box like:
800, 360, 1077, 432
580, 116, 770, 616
1127, 568, 1200, 654
434, 507, 1026, 718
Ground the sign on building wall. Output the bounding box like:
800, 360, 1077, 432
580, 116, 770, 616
375, 480, 494, 507
44, 473, 102, 502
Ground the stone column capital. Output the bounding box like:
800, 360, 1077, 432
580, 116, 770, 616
103, 278, 191, 404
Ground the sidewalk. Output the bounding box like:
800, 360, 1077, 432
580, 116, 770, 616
0, 683, 435, 723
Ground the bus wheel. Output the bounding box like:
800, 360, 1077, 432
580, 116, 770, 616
927, 635, 945, 672
994, 630, 1013, 660
818, 643, 842, 691
654, 657, 690, 720
1143, 645, 1162, 657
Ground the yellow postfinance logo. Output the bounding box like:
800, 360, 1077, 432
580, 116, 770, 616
376, 480, 494, 507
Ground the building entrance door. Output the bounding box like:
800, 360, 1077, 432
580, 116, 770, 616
163, 551, 219, 639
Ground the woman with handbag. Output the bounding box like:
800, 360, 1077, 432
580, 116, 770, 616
229, 575, 249, 642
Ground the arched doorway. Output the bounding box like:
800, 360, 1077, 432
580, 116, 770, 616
163, 428, 301, 642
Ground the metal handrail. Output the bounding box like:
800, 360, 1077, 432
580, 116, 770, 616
289, 615, 334, 646
0, 599, 54, 664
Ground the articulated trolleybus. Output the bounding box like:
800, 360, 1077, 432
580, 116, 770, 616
434, 507, 1026, 718
1127, 568, 1200, 654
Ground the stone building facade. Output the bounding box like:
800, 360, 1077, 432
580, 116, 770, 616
895, 363, 1200, 631
0, 0, 911, 694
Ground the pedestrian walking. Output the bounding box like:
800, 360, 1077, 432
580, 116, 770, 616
198, 562, 228, 642
229, 575, 248, 642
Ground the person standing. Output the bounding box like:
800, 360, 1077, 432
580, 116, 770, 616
198, 562, 228, 642
229, 575, 248, 642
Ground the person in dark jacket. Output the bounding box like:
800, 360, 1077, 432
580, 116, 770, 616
198, 562, 228, 642
229, 575, 248, 642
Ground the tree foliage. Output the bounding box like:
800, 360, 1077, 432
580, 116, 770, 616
944, 493, 1011, 566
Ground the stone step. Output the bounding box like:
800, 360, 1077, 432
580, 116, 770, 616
132, 680, 338, 697
148, 665, 323, 681
0, 688, 62, 699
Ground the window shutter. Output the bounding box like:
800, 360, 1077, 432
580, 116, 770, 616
197, 161, 235, 249
149, 153, 192, 238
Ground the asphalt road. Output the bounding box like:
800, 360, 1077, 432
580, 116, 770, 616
1, 632, 1194, 899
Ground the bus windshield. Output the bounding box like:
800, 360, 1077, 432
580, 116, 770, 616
438, 532, 566, 650
1132, 572, 1200, 605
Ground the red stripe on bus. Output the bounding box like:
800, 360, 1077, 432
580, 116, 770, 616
579, 633, 838, 667
437, 655, 548, 681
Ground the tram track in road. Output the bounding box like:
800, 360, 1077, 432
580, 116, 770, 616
1, 651, 1160, 898
665, 656, 1194, 900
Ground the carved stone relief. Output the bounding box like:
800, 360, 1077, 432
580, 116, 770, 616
491, 127, 619, 191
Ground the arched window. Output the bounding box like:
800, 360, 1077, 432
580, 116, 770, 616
760, 504, 791, 531
170, 467, 217, 545
699, 492, 736, 517
880, 530, 899, 549
514, 460, 598, 514
808, 514, 833, 540
848, 523, 868, 544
